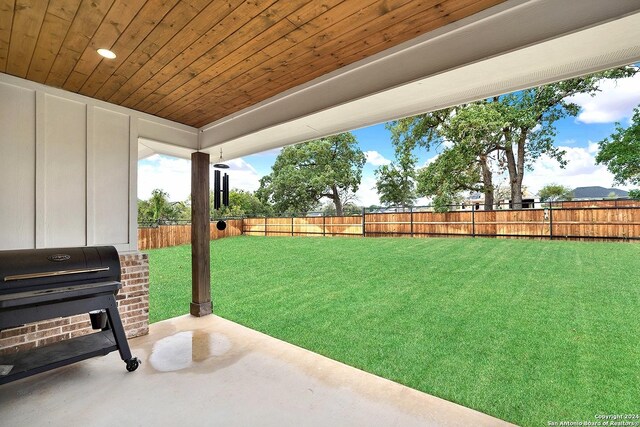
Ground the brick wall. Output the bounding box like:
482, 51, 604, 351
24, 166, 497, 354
0, 252, 149, 356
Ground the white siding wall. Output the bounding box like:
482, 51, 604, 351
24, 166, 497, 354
0, 74, 198, 252
40, 95, 87, 247
0, 83, 36, 249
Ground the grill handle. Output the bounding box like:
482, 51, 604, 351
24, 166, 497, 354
4, 267, 110, 282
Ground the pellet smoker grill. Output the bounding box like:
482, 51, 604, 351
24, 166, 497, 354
0, 246, 140, 384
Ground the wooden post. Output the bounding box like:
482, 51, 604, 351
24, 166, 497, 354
410, 206, 414, 238
291, 216, 294, 236
190, 152, 212, 317
322, 213, 326, 237
362, 207, 366, 237
549, 202, 554, 240
472, 207, 475, 238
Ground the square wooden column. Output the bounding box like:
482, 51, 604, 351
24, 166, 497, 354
190, 152, 212, 316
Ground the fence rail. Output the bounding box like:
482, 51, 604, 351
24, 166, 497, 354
137, 200, 640, 250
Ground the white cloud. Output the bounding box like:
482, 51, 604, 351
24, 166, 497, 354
422, 154, 440, 167
138, 154, 261, 201
138, 155, 191, 201
524, 144, 631, 195
568, 73, 640, 123
364, 150, 391, 166
219, 158, 261, 192
354, 176, 380, 206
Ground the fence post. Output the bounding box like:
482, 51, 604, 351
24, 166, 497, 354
472, 207, 475, 238
264, 216, 267, 236
549, 202, 554, 240
291, 216, 294, 236
323, 213, 326, 237
362, 207, 366, 237
410, 206, 414, 238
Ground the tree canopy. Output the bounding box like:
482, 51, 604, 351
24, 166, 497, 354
374, 141, 417, 207
213, 189, 273, 218
538, 184, 574, 202
596, 106, 640, 186
257, 133, 366, 216
385, 66, 638, 210
137, 189, 189, 224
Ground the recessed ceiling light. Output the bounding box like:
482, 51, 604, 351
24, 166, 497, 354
97, 48, 116, 59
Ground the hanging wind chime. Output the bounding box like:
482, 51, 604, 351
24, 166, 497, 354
213, 148, 230, 231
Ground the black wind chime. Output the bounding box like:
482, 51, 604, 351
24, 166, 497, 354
213, 148, 230, 231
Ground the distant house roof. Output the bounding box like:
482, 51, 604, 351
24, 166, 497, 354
572, 186, 628, 199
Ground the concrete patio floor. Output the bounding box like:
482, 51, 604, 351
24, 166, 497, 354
0, 315, 515, 426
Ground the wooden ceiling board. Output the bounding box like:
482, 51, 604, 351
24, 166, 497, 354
177, 0, 502, 127
150, 0, 382, 119
121, 0, 283, 112
6, 0, 48, 77
104, 0, 243, 105
76, 0, 180, 96
235, 0, 494, 116
164, 0, 430, 123
136, 0, 317, 115
96, 0, 213, 102
0, 0, 16, 72
45, 0, 115, 87
1, 0, 506, 128
62, 0, 148, 92
26, 0, 83, 82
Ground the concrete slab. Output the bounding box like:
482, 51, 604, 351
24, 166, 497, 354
0, 315, 516, 426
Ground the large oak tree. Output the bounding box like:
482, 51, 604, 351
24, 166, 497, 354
257, 133, 366, 216
596, 106, 640, 187
385, 66, 637, 209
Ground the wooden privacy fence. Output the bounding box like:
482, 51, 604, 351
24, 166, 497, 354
138, 204, 640, 249
243, 206, 640, 242
243, 216, 363, 237
138, 219, 243, 250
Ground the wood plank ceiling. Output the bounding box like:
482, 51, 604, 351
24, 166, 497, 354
0, 0, 504, 128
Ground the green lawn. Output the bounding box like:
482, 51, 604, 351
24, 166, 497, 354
146, 236, 640, 426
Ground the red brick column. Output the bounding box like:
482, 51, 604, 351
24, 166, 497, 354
0, 252, 149, 356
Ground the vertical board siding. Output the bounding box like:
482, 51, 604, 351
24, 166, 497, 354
42, 94, 87, 247
0, 82, 36, 249
0, 73, 199, 252
91, 107, 130, 245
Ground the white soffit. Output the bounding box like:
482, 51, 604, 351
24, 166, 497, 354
138, 138, 195, 160
198, 0, 640, 161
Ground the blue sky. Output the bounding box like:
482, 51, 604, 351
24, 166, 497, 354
139, 73, 640, 205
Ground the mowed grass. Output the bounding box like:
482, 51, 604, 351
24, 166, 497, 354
146, 236, 640, 426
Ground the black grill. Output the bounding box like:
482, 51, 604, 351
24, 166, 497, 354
0, 246, 140, 384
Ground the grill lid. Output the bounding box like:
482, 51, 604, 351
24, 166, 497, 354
0, 246, 120, 294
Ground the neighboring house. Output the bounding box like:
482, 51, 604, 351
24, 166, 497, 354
459, 192, 486, 211
498, 190, 541, 209
572, 186, 629, 199
458, 191, 541, 210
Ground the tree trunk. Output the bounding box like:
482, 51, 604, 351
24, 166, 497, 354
479, 155, 494, 211
504, 131, 526, 209
331, 185, 344, 216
